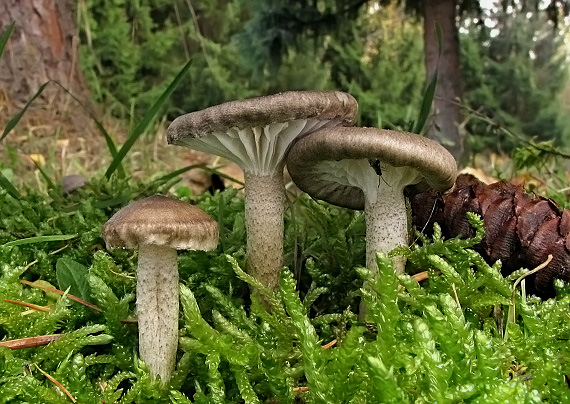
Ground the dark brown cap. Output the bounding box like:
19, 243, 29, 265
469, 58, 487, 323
102, 195, 219, 250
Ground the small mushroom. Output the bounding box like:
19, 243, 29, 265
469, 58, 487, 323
167, 91, 357, 291
102, 195, 218, 382
61, 174, 86, 194
286, 127, 457, 274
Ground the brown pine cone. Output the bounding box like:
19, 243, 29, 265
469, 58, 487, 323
409, 174, 570, 297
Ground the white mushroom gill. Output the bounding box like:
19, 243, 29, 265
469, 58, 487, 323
173, 118, 342, 176
315, 159, 381, 205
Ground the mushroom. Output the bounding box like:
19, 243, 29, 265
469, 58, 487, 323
167, 91, 357, 291
102, 195, 219, 382
285, 127, 457, 274
61, 174, 86, 194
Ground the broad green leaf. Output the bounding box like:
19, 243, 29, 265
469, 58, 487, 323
56, 258, 91, 302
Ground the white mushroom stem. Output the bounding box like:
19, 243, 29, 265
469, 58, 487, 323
136, 244, 179, 382
244, 170, 286, 291
364, 181, 408, 274
364, 165, 418, 274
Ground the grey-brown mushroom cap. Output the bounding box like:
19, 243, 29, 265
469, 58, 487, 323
166, 91, 358, 143
102, 195, 219, 250
286, 127, 458, 210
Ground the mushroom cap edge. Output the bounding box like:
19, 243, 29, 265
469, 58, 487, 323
102, 195, 219, 251
167, 90, 358, 144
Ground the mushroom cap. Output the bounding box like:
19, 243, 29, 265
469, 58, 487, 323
286, 127, 458, 210
61, 174, 86, 194
167, 91, 357, 141
166, 91, 358, 176
102, 195, 219, 250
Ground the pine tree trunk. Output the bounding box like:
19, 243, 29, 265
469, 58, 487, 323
0, 0, 87, 107
423, 0, 467, 165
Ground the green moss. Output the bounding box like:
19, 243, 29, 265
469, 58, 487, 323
0, 184, 568, 402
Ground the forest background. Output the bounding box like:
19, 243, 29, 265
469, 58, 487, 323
1, 0, 570, 188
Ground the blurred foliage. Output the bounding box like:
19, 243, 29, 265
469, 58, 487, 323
78, 0, 333, 120
326, 2, 425, 128
78, 0, 570, 157
462, 7, 570, 153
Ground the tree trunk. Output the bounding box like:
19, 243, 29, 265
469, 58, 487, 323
0, 0, 86, 108
423, 0, 467, 165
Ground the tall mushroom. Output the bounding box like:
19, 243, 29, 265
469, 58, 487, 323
286, 127, 457, 274
102, 195, 218, 382
167, 91, 357, 291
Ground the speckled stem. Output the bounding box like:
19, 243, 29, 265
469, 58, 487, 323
364, 180, 408, 274
244, 171, 286, 292
136, 244, 179, 383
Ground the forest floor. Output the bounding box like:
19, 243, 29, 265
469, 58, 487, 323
0, 96, 244, 195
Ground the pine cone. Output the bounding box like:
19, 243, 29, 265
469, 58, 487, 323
410, 174, 570, 297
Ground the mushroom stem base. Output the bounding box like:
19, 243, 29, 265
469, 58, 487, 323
244, 171, 286, 292
137, 244, 179, 383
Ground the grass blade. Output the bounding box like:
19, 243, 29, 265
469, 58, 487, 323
21, 280, 102, 312
0, 78, 124, 177
413, 22, 442, 135
3, 234, 77, 247
1, 82, 50, 141
0, 21, 15, 58
50, 81, 123, 176
0, 334, 62, 350
32, 160, 56, 189
104, 59, 193, 179
0, 170, 21, 199
413, 72, 437, 135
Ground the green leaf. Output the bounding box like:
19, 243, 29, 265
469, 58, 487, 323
413, 71, 437, 135
413, 21, 441, 135
0, 169, 21, 199
435, 22, 443, 57
56, 258, 91, 302
0, 21, 15, 59
2, 234, 77, 247
151, 164, 244, 187
104, 59, 193, 179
